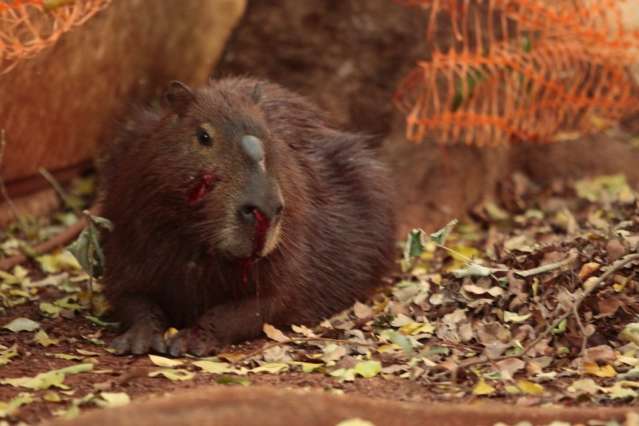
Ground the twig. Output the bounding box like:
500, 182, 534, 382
0, 203, 101, 271
438, 244, 502, 281
39, 167, 80, 215
449, 248, 578, 280
456, 252, 639, 372
0, 129, 29, 234
513, 249, 579, 278
234, 336, 377, 365
573, 303, 588, 356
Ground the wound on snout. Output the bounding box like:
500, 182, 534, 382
252, 209, 269, 256
240, 209, 271, 285
187, 173, 219, 205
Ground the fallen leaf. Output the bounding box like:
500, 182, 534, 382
148, 369, 195, 381
0, 345, 18, 366
37, 250, 81, 274
192, 361, 241, 375
0, 393, 34, 418
263, 323, 290, 343
43, 391, 63, 403
1, 363, 93, 390
353, 302, 374, 319
321, 344, 348, 364
96, 392, 130, 408
503, 311, 531, 323
516, 380, 545, 395
583, 362, 617, 378
578, 262, 601, 281
354, 360, 381, 378
568, 379, 602, 395
148, 354, 183, 368
329, 368, 356, 382
620, 323, 639, 345
39, 302, 63, 318
295, 362, 323, 373
291, 324, 317, 338
251, 363, 289, 374
473, 378, 496, 396
496, 358, 525, 380
48, 353, 84, 361
584, 345, 616, 363
163, 327, 179, 341
607, 381, 639, 399
34, 330, 59, 347
3, 318, 40, 332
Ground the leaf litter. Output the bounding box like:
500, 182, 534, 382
0, 173, 639, 424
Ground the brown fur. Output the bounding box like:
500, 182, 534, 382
99, 77, 396, 356
42, 386, 635, 426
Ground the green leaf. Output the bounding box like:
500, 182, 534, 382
3, 317, 40, 332
403, 229, 425, 262
429, 219, 458, 246
385, 330, 414, 356
66, 214, 112, 279
354, 360, 382, 378
84, 315, 119, 328
552, 319, 567, 335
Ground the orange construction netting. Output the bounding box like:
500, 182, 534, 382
394, 0, 639, 146
0, 0, 111, 74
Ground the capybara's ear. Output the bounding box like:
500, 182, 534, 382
164, 80, 195, 116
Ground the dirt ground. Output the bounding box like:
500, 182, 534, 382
1, 170, 639, 424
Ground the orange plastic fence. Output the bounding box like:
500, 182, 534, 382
0, 0, 111, 74
395, 0, 639, 145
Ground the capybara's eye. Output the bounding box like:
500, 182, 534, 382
196, 127, 213, 147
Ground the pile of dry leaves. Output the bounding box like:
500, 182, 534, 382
0, 173, 638, 424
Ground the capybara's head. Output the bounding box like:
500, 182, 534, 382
157, 80, 285, 260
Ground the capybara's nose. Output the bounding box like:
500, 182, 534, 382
238, 200, 283, 225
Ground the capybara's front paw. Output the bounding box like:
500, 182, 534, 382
112, 323, 167, 355
167, 327, 221, 358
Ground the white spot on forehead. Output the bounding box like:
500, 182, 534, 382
240, 135, 266, 172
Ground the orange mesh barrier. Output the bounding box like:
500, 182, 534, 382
0, 0, 111, 74
395, 0, 639, 145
